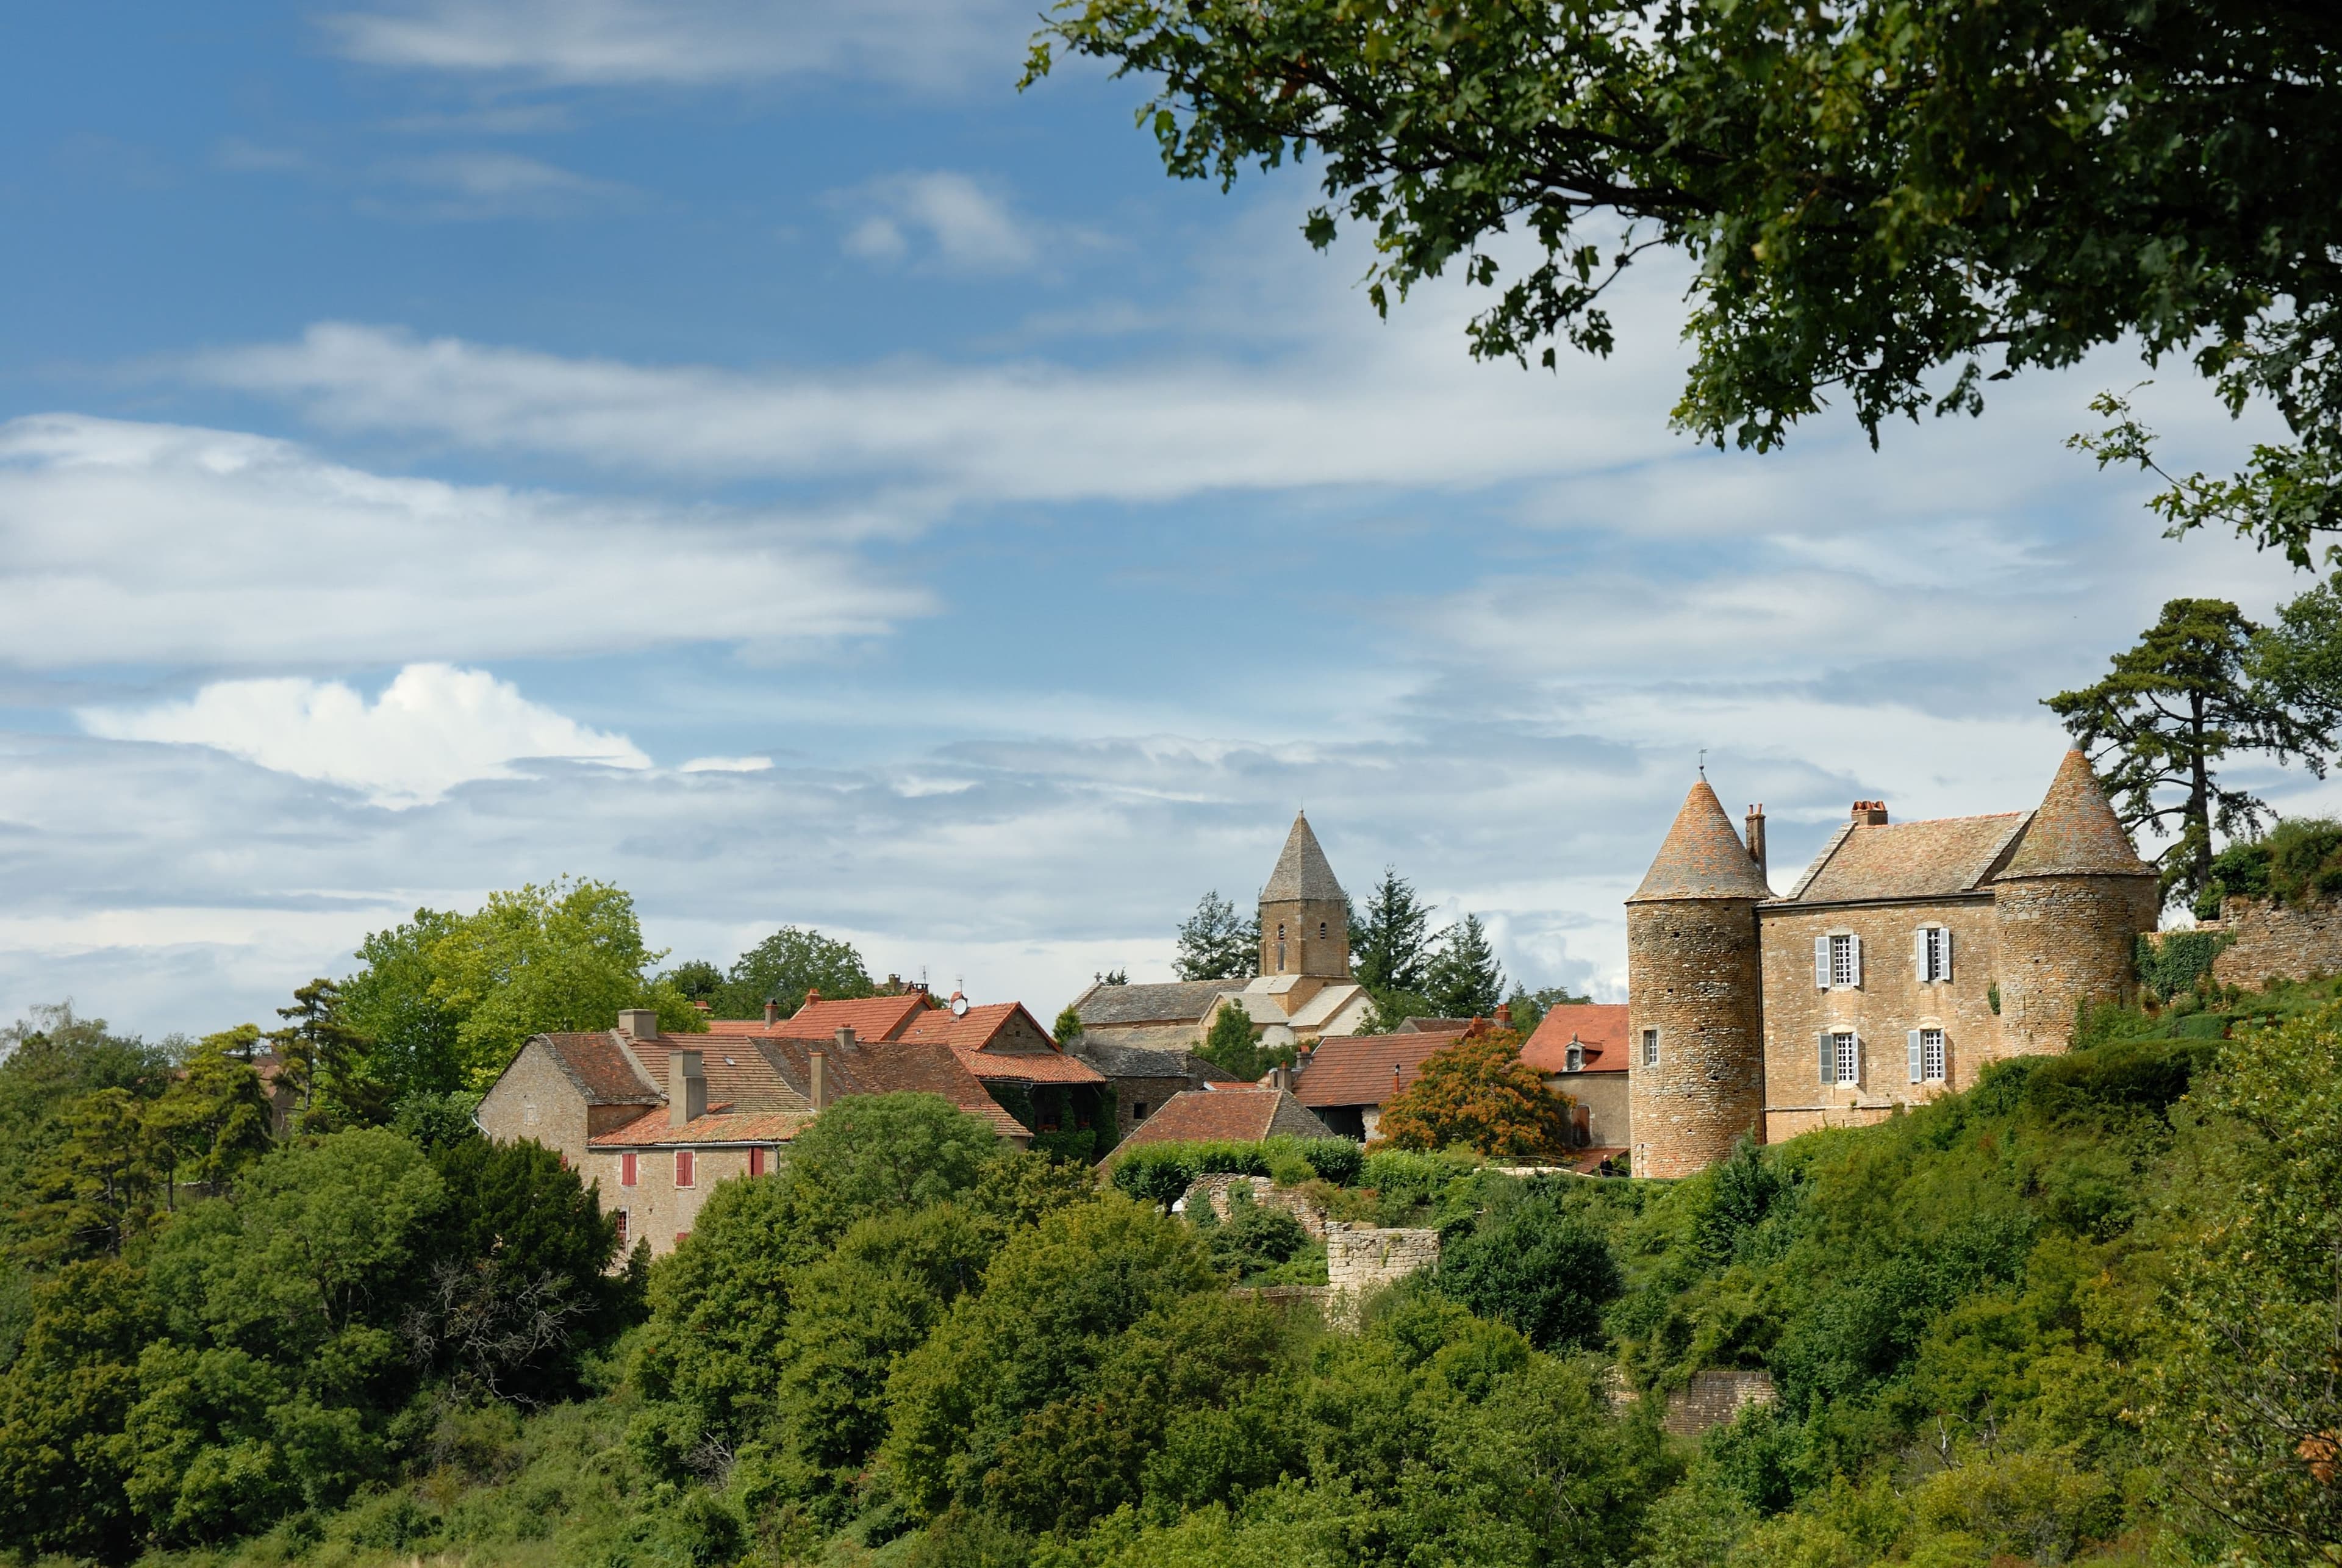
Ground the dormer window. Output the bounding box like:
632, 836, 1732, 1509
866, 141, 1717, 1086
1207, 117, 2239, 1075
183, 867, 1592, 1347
1566, 1042, 1584, 1073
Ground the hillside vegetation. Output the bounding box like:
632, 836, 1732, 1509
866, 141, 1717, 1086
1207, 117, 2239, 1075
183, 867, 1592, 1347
5, 979, 2341, 1568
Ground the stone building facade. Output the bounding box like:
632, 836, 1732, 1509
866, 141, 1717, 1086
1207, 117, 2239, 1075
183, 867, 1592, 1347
1627, 751, 2158, 1175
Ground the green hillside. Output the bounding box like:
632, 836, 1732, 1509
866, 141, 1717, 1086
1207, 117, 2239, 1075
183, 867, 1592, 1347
7, 980, 2342, 1568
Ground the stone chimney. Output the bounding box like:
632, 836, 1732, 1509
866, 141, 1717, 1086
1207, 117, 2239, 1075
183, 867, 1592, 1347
1495, 1003, 1513, 1029
1272, 1062, 1292, 1092
763, 998, 781, 1026
667, 1049, 706, 1127
618, 1008, 659, 1040
808, 1049, 828, 1111
1745, 804, 1767, 875
834, 1025, 856, 1051
1851, 800, 1889, 827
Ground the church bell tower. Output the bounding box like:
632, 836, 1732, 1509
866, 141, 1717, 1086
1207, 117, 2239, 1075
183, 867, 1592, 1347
1259, 811, 1351, 979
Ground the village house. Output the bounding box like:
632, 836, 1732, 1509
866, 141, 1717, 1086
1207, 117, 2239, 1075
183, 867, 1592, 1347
1290, 1020, 1481, 1141
1098, 1074, 1337, 1159
1065, 1036, 1247, 1143
1626, 750, 2158, 1177
1519, 1002, 1630, 1153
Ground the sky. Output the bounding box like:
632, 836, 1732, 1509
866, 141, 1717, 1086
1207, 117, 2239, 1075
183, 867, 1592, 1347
0, 1, 2324, 1040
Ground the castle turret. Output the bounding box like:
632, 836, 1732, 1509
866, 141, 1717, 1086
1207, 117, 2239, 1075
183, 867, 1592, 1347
1259, 811, 1350, 979
1627, 779, 1772, 1178
1989, 750, 2159, 1055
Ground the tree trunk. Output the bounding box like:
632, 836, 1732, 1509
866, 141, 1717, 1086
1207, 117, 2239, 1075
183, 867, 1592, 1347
2191, 689, 2214, 895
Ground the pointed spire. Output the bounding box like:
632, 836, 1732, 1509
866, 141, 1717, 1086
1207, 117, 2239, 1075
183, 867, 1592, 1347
1999, 750, 2153, 878
1629, 780, 1775, 902
1262, 811, 1345, 902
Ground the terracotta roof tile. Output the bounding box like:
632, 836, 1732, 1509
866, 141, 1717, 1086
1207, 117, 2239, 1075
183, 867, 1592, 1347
534, 1033, 662, 1105
1101, 1086, 1334, 1157
756, 1034, 1031, 1140
1999, 749, 2155, 879
1630, 781, 1775, 903
1784, 812, 2030, 904
590, 1109, 815, 1147
624, 1036, 809, 1114
1520, 1004, 1631, 1073
951, 1047, 1105, 1084
789, 992, 934, 1041
1294, 1029, 1469, 1108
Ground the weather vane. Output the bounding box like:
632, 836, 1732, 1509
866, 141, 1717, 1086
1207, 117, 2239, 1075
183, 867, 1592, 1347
1699, 748, 1707, 778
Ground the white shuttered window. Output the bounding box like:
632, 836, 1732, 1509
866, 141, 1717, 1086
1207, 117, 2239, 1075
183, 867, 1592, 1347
1914, 926, 1953, 983
1820, 1029, 1861, 1086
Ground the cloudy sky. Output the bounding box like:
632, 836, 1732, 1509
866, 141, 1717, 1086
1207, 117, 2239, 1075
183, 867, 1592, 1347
0, 2, 2321, 1039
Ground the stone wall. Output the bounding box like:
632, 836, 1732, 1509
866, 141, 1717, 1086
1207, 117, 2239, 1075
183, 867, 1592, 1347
1327, 1222, 1439, 1295
1627, 900, 1766, 1178
477, 1040, 595, 1165
1993, 874, 2158, 1055
1757, 898, 2000, 1142
1182, 1173, 1331, 1240
2194, 896, 2342, 987
1661, 1370, 1778, 1436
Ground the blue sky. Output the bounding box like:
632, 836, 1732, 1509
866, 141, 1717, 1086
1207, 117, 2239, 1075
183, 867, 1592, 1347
0, 0, 2322, 1039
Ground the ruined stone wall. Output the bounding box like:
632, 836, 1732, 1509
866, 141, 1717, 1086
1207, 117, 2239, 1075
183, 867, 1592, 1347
1183, 1173, 1331, 1240
1993, 875, 2158, 1055
2197, 896, 2342, 987
1327, 1223, 1439, 1295
1756, 898, 2001, 1145
1662, 1370, 1778, 1436
1627, 900, 1764, 1178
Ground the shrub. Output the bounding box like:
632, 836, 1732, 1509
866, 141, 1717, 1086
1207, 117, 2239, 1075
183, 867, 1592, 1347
1436, 1185, 1622, 1349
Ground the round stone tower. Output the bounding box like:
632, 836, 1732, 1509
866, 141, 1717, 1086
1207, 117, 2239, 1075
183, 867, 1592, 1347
1991, 749, 2160, 1056
1627, 779, 1772, 1178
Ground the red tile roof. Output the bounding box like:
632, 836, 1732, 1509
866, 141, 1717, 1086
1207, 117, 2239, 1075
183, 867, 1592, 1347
1521, 1004, 1631, 1074
897, 1001, 1042, 1050
534, 1033, 664, 1105
756, 1033, 1032, 1140
1294, 1029, 1469, 1108
624, 1036, 809, 1115
951, 1047, 1105, 1084
789, 992, 934, 1041
1630, 780, 1774, 903
1100, 1086, 1334, 1158
590, 1109, 816, 1147
1999, 749, 2155, 879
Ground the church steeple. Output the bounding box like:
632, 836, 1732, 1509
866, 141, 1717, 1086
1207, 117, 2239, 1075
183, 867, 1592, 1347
1259, 812, 1350, 978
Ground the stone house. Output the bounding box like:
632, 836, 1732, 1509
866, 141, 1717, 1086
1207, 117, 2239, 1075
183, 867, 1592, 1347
1065, 1037, 1247, 1146
1096, 1078, 1337, 1160
1072, 812, 1375, 1053
1626, 750, 2158, 1178
1291, 1022, 1478, 1141
476, 1008, 1026, 1256
1519, 1003, 1630, 1151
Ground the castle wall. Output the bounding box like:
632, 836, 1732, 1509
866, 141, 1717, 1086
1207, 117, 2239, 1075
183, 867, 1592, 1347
1627, 900, 1764, 1178
1992, 875, 2158, 1055
1756, 898, 2002, 1142
1328, 1222, 1439, 1294
2196, 896, 2342, 987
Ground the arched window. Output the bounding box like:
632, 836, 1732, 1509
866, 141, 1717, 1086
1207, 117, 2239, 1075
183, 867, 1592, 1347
1277, 923, 1286, 940
1319, 921, 1327, 939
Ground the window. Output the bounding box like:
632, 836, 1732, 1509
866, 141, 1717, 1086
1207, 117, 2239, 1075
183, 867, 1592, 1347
748, 1146, 766, 1177
1908, 1028, 1947, 1083
1639, 1028, 1660, 1067
1318, 921, 1328, 939
613, 1209, 629, 1247
1916, 925, 1953, 983
1277, 942, 1287, 972
620, 1151, 637, 1187
1813, 933, 1863, 988
1820, 1030, 1861, 1086
1132, 1101, 1148, 1119
523, 1099, 539, 1126
1566, 1043, 1585, 1073
675, 1149, 696, 1189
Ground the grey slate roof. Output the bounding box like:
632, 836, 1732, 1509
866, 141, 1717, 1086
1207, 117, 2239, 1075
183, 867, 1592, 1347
1261, 812, 1345, 902
1074, 979, 1237, 1027
1070, 1037, 1244, 1083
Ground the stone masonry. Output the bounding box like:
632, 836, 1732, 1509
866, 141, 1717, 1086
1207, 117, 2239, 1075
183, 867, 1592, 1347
1182, 1173, 1331, 1239
1327, 1222, 1440, 1295
2195, 895, 2342, 987
1991, 876, 2160, 1056
1662, 1370, 1778, 1436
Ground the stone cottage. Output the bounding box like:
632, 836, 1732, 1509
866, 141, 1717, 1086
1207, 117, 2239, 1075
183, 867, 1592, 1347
1519, 1003, 1630, 1151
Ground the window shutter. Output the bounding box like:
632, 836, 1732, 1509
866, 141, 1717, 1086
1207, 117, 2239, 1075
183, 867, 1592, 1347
1853, 1033, 1865, 1086
1914, 928, 1927, 981
1907, 1029, 1923, 1084
1819, 1030, 1835, 1086
1851, 934, 1863, 987
1940, 927, 1953, 981
1814, 936, 1830, 989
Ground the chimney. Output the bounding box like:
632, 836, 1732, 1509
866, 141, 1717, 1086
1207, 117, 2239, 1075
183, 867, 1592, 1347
809, 1049, 829, 1112
834, 1025, 856, 1051
617, 1008, 659, 1040
763, 998, 780, 1026
804, 989, 822, 1006
1495, 1003, 1513, 1029
1272, 1062, 1291, 1092
1852, 800, 1889, 827
667, 1049, 706, 1127
886, 973, 902, 993
1746, 804, 1767, 875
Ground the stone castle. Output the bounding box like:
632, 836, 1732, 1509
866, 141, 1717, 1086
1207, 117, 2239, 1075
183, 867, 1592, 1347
1625, 750, 2160, 1178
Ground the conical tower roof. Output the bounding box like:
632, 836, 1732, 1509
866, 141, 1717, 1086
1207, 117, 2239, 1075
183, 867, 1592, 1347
1262, 812, 1345, 902
1998, 750, 2154, 879
1628, 780, 1774, 903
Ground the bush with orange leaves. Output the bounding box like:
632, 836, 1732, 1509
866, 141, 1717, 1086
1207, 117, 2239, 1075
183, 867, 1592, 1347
1371, 1028, 1574, 1157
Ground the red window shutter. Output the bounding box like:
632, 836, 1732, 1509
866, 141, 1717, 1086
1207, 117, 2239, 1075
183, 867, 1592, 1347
748, 1147, 765, 1177
676, 1150, 695, 1188
621, 1152, 637, 1187
614, 1211, 629, 1246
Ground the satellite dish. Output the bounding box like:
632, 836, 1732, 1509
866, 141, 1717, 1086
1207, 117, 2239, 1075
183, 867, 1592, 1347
950, 993, 970, 1017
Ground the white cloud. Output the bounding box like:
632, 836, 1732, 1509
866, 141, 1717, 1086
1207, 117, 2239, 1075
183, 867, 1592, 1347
679, 755, 774, 773
372, 150, 637, 218
841, 173, 1044, 273
81, 663, 650, 807
323, 0, 1028, 91
0, 413, 929, 670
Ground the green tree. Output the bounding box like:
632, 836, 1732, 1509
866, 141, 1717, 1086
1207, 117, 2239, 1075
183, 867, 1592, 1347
1436, 1186, 1623, 1350
0, 1004, 171, 1256
0, 1259, 157, 1559
1052, 1004, 1084, 1046
424, 878, 702, 1087
269, 977, 382, 1131
717, 926, 875, 1020
1375, 1029, 1575, 1156
1352, 867, 1435, 999
338, 907, 465, 1096
15, 1088, 165, 1263
146, 1027, 275, 1203
1029, 1, 2342, 562
1194, 998, 1290, 1084
2046, 599, 2332, 907
1423, 912, 1506, 1019
664, 959, 726, 1006
1173, 890, 1257, 981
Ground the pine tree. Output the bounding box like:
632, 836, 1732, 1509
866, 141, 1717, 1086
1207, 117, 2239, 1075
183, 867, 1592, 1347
270, 978, 376, 1129
1352, 868, 1435, 997
1194, 1000, 1291, 1083
2047, 598, 2335, 905
1423, 914, 1506, 1018
1173, 891, 1258, 981
1052, 1004, 1084, 1045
